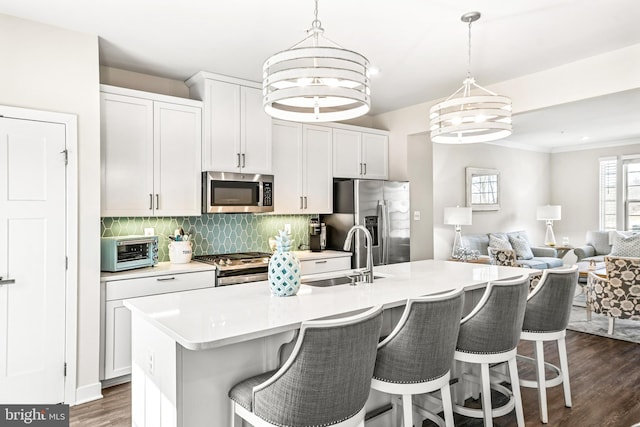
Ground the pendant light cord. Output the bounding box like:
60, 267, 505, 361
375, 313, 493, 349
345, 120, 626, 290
467, 18, 472, 81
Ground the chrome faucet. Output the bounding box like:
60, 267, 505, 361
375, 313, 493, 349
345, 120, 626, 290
343, 225, 374, 283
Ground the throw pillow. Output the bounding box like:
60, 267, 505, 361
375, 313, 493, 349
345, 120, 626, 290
610, 233, 640, 257
489, 233, 512, 250
508, 234, 534, 260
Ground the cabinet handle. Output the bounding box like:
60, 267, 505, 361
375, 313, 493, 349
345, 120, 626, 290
300, 196, 303, 209
363, 163, 367, 175
242, 153, 246, 168
304, 196, 307, 209
314, 260, 328, 264
0, 277, 16, 286
156, 276, 176, 282
237, 153, 241, 168
155, 194, 159, 210
149, 194, 153, 210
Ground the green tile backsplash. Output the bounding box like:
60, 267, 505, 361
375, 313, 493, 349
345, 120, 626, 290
101, 214, 313, 262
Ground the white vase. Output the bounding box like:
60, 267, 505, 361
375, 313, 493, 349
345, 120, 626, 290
268, 251, 301, 297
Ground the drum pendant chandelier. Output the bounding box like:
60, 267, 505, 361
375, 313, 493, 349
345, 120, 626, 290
262, 0, 371, 122
430, 12, 512, 144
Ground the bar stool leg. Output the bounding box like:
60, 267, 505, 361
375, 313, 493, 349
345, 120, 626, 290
441, 383, 455, 427
558, 336, 572, 408
480, 363, 493, 427
534, 340, 548, 423
402, 394, 413, 427
508, 357, 525, 427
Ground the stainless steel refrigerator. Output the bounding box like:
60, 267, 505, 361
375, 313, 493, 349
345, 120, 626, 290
321, 179, 410, 269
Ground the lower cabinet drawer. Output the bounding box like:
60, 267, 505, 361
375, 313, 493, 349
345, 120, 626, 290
300, 257, 351, 275
105, 270, 216, 301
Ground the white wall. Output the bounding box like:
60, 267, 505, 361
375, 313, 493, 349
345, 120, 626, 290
551, 140, 640, 252
100, 66, 190, 98
432, 143, 550, 260
0, 14, 101, 402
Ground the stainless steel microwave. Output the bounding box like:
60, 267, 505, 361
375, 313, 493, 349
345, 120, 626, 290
101, 235, 159, 272
202, 171, 274, 213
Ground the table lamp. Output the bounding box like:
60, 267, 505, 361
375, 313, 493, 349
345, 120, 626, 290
537, 205, 561, 246
444, 206, 472, 258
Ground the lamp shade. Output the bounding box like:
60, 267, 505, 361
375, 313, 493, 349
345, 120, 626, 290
537, 205, 561, 221
444, 207, 472, 226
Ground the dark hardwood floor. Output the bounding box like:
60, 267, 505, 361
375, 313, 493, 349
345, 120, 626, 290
70, 330, 640, 426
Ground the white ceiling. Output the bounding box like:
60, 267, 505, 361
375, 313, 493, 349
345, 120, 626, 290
1, 0, 639, 150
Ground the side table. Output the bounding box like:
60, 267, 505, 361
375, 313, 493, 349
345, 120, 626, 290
546, 245, 573, 259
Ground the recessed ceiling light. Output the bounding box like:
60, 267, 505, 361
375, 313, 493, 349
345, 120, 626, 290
369, 66, 380, 76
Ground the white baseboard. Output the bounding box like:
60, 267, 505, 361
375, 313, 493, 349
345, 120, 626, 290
74, 382, 103, 406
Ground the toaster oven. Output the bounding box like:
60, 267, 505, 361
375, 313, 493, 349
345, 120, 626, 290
101, 235, 159, 272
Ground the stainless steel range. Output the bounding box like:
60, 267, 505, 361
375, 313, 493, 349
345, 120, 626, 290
193, 252, 272, 286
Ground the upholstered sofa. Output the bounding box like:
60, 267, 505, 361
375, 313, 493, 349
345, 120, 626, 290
574, 230, 640, 262
461, 230, 562, 269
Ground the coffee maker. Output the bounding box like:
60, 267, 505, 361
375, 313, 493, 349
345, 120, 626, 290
309, 219, 326, 252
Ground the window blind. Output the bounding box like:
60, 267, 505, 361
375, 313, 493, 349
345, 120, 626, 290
599, 158, 616, 231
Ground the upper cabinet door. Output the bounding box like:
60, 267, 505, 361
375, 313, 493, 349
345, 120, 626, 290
203, 80, 241, 172
153, 102, 202, 216
241, 86, 272, 174
272, 120, 304, 214
332, 128, 361, 178
303, 125, 333, 214
361, 132, 389, 180
101, 93, 154, 217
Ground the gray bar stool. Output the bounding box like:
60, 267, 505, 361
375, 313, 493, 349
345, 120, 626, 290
228, 306, 383, 427
452, 274, 530, 427
518, 266, 578, 423
370, 289, 464, 427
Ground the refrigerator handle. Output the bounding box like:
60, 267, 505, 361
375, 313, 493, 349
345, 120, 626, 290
381, 201, 390, 265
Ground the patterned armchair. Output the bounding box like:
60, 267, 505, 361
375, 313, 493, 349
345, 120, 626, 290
587, 256, 640, 334
489, 248, 543, 291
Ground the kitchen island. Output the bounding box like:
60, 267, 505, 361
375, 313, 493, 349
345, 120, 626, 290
124, 260, 533, 427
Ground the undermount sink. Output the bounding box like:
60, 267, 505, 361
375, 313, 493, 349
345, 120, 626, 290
302, 274, 386, 287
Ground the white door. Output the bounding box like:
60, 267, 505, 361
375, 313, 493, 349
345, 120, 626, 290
303, 125, 333, 213
0, 116, 67, 403
272, 120, 303, 213
154, 101, 202, 216
100, 93, 154, 216
332, 128, 361, 178
361, 133, 389, 179
241, 86, 272, 174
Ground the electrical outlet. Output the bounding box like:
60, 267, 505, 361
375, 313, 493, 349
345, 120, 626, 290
414, 211, 421, 221
284, 223, 291, 233
144, 227, 155, 236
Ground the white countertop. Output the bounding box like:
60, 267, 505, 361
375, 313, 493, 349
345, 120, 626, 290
100, 261, 216, 281
124, 260, 533, 351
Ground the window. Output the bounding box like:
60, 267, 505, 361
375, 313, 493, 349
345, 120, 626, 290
625, 160, 640, 231
599, 156, 640, 231
599, 158, 616, 230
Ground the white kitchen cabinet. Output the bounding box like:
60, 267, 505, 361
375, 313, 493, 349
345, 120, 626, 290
332, 127, 389, 179
187, 72, 272, 174
100, 264, 216, 382
100, 85, 202, 217
300, 256, 351, 275
272, 120, 333, 214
